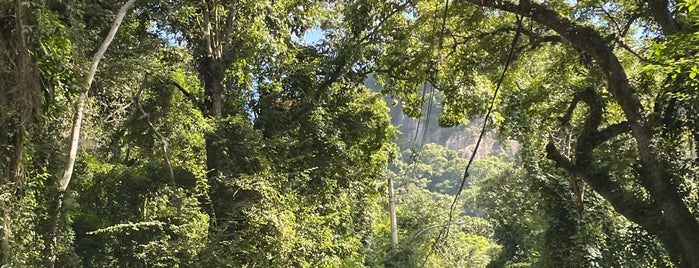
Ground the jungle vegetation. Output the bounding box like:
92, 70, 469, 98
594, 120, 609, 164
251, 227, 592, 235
1, 0, 698, 266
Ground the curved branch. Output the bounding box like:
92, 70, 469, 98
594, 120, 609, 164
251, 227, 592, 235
136, 76, 175, 184
646, 0, 680, 35
545, 141, 663, 231
61, 0, 138, 192
51, 1, 138, 266
465, 0, 648, 133
166, 79, 204, 110
465, 0, 699, 263
620, 12, 642, 38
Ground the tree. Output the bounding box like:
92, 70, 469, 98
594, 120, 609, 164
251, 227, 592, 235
0, 0, 210, 265
3, 0, 698, 265
46, 1, 138, 266
144, 0, 325, 227
476, 157, 671, 267
139, 0, 405, 265
4, 0, 401, 266
0, 0, 42, 263
380, 143, 503, 267
372, 0, 699, 265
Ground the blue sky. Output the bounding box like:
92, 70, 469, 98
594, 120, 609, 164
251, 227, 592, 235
303, 28, 324, 44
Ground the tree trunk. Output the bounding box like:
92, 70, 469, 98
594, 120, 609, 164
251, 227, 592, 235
659, 211, 699, 267
463, 0, 699, 265
198, 55, 227, 226
0, 128, 22, 265
388, 176, 398, 248
45, 1, 137, 266
1, 0, 40, 263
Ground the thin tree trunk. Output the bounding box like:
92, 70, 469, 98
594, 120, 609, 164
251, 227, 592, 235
388, 177, 398, 248
1, 128, 22, 265
45, 1, 137, 266
59, 0, 137, 192
135, 75, 175, 184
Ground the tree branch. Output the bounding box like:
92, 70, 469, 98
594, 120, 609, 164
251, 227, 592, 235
465, 0, 648, 133
201, 0, 214, 57
614, 37, 646, 62
465, 0, 692, 224
597, 6, 622, 33
646, 0, 680, 35
545, 141, 663, 231
593, 121, 631, 146
136, 76, 175, 184
574, 87, 603, 164
466, 0, 699, 261
559, 94, 581, 126
620, 12, 642, 38
165, 79, 203, 110
316, 0, 412, 99
451, 26, 563, 50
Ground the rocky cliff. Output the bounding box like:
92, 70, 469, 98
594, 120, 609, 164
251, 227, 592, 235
387, 101, 518, 159
365, 74, 517, 159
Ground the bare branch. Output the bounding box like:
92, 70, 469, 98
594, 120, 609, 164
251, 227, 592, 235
136, 76, 175, 184
559, 94, 581, 126
594, 121, 631, 145
597, 6, 622, 33
165, 79, 203, 110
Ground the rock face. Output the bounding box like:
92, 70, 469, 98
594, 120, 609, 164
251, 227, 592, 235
388, 102, 517, 159
365, 74, 517, 159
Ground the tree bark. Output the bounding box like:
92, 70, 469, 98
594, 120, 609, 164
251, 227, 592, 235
1, 0, 40, 263
1, 128, 22, 265
197, 53, 227, 226
462, 0, 699, 265
45, 1, 137, 266
646, 0, 680, 35
196, 0, 242, 229
388, 176, 398, 248
545, 89, 691, 264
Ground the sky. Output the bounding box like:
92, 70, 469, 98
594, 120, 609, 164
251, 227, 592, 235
303, 28, 324, 44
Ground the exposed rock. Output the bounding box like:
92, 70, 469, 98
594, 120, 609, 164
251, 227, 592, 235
365, 74, 517, 159
388, 103, 517, 159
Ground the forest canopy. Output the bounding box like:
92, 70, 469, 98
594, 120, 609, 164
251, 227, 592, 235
1, 0, 698, 267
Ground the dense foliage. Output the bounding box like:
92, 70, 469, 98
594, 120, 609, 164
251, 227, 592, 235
1, 0, 698, 266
